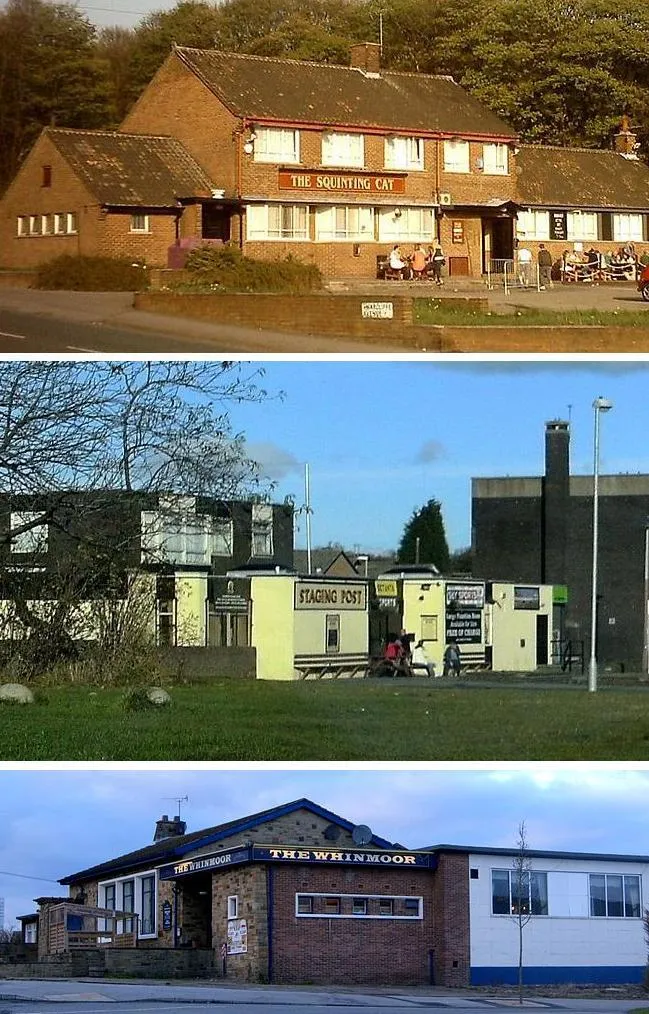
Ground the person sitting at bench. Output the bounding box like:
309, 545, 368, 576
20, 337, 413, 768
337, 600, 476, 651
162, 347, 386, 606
410, 244, 427, 279
443, 640, 462, 678
388, 244, 408, 279
383, 635, 410, 676
411, 640, 436, 678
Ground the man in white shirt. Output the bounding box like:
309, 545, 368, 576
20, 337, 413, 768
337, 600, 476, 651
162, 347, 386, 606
517, 245, 533, 287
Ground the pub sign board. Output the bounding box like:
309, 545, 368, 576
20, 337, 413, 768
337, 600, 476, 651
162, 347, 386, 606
549, 211, 567, 241
278, 170, 406, 194
160, 845, 251, 880
295, 581, 367, 610
445, 583, 485, 609
162, 900, 172, 930
252, 845, 434, 868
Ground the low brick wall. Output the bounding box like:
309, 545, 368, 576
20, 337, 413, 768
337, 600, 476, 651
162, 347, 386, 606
135, 291, 444, 348
0, 949, 215, 980
437, 325, 649, 352
0, 271, 36, 288
157, 646, 256, 681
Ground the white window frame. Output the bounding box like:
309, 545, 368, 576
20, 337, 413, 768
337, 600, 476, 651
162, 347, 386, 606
295, 892, 423, 920
315, 205, 374, 242
54, 213, 66, 235
98, 869, 157, 939
567, 210, 598, 241
227, 895, 239, 919
443, 139, 470, 173
246, 204, 309, 241
251, 502, 273, 557
589, 873, 641, 918
41, 214, 52, 235
613, 213, 643, 242
384, 136, 424, 171
130, 213, 150, 234
321, 131, 364, 168
29, 215, 42, 236
377, 206, 434, 243
17, 216, 28, 237
67, 212, 78, 234
10, 511, 48, 553
483, 142, 508, 175
24, 923, 37, 944
254, 127, 300, 164
491, 868, 549, 916
516, 209, 550, 241
141, 509, 233, 565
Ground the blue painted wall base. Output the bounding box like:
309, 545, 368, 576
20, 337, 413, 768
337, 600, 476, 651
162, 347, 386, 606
470, 966, 644, 986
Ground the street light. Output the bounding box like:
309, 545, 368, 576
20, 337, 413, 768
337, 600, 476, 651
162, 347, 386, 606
588, 396, 613, 693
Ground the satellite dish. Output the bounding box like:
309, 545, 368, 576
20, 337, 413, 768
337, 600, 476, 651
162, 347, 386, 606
352, 824, 373, 846
323, 823, 341, 841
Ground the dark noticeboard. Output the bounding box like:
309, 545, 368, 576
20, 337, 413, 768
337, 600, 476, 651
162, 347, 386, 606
445, 610, 482, 643
162, 900, 172, 931
549, 211, 567, 241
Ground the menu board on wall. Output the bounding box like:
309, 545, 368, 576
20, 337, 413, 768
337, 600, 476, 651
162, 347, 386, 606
549, 211, 567, 241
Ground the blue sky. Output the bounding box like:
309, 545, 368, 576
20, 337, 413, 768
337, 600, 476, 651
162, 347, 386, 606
228, 360, 649, 555
3, 767, 649, 928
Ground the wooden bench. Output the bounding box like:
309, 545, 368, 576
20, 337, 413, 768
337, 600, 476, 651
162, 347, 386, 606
295, 659, 368, 680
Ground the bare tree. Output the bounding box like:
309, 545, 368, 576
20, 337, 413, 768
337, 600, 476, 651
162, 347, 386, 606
511, 821, 533, 1003
0, 361, 275, 671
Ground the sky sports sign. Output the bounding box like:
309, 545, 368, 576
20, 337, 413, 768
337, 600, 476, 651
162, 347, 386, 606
160, 845, 434, 878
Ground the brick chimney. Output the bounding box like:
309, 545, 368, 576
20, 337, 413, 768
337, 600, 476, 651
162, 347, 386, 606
613, 114, 638, 155
154, 814, 187, 842
350, 43, 381, 74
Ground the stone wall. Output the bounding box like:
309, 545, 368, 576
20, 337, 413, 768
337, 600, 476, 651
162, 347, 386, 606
156, 646, 256, 682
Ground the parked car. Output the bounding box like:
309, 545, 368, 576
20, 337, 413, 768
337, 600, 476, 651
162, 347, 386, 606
639, 263, 649, 302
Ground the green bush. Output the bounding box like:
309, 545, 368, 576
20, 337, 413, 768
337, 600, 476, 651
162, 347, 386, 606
35, 255, 149, 291
182, 244, 323, 293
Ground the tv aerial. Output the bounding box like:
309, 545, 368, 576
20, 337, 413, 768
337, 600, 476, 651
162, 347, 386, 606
163, 795, 189, 820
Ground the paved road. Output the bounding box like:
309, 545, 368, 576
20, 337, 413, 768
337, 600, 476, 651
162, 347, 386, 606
0, 981, 643, 1014
0, 292, 402, 354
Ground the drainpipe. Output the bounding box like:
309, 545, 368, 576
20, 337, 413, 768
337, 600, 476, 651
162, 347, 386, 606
434, 138, 442, 242
235, 119, 246, 252
266, 865, 274, 983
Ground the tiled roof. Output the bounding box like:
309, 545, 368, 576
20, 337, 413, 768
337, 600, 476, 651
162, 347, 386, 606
47, 128, 215, 208
175, 48, 516, 140
59, 798, 394, 884
516, 145, 649, 210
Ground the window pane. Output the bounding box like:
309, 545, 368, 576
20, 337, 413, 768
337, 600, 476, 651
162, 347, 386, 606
141, 875, 155, 934
590, 874, 606, 916
352, 898, 367, 914
607, 875, 623, 917
530, 872, 548, 915
324, 897, 340, 914
297, 895, 313, 914
511, 870, 530, 914
378, 898, 393, 916
624, 876, 641, 918
492, 870, 510, 914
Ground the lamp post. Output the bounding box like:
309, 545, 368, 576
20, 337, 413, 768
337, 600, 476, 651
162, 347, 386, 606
588, 396, 613, 693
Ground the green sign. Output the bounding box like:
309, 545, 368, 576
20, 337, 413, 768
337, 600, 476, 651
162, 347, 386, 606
553, 585, 568, 604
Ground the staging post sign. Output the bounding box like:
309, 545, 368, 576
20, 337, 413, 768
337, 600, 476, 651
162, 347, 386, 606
295, 582, 367, 610
445, 582, 484, 644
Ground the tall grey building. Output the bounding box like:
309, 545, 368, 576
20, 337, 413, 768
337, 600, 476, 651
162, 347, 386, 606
472, 419, 649, 666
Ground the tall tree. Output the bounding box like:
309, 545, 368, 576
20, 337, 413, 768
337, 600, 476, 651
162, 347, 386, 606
397, 498, 450, 571
0, 361, 273, 670
0, 0, 109, 194
511, 821, 533, 1003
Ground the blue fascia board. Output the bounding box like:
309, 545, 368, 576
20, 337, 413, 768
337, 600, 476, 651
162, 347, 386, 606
470, 966, 644, 986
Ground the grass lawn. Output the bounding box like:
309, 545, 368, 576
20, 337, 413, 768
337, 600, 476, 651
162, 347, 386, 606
2, 682, 649, 760
413, 300, 649, 328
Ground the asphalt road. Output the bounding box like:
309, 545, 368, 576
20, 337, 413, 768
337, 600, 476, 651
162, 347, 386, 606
0, 292, 402, 355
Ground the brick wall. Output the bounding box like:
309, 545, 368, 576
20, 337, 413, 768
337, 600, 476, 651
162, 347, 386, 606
270, 864, 435, 985
135, 290, 440, 347
429, 853, 470, 988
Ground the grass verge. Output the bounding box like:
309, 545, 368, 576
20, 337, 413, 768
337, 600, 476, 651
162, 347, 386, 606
413, 299, 649, 327
2, 682, 649, 760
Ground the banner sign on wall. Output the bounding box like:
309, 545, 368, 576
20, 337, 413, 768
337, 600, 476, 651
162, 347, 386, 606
252, 846, 433, 868
295, 582, 367, 610
160, 846, 250, 880
446, 583, 485, 609
445, 610, 482, 644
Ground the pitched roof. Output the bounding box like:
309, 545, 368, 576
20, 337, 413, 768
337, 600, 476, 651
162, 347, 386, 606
46, 128, 215, 208
293, 549, 397, 578
175, 48, 516, 140
516, 145, 649, 211
59, 798, 394, 884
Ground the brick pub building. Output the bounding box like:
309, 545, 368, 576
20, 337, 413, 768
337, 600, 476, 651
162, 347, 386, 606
27, 797, 649, 986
